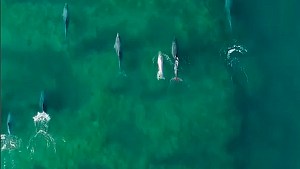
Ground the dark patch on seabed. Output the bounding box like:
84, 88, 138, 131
228, 0, 300, 169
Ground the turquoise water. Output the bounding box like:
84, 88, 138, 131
1, 0, 300, 169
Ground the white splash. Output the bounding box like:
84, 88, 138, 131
225, 44, 248, 60
222, 43, 248, 83
27, 111, 56, 158
1, 134, 22, 169
1, 135, 21, 152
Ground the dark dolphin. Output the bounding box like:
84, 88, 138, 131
39, 91, 47, 112
171, 38, 178, 59
7, 113, 12, 135
62, 3, 69, 39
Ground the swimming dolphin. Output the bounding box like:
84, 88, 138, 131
114, 33, 123, 72
170, 38, 182, 82
7, 113, 12, 135
39, 91, 47, 112
171, 38, 178, 59
157, 51, 165, 80
62, 3, 69, 39
225, 0, 232, 31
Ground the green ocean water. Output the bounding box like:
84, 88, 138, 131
1, 0, 300, 169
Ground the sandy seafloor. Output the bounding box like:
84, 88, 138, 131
1, 0, 300, 169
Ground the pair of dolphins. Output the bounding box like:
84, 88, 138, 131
63, 0, 232, 38
157, 38, 183, 82
157, 0, 232, 81
5, 91, 47, 136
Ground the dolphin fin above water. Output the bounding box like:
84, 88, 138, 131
7, 113, 12, 135
39, 91, 47, 112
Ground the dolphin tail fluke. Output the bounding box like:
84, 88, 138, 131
157, 72, 165, 80
118, 60, 122, 72
170, 77, 183, 82
157, 76, 165, 80
117, 56, 126, 77
65, 26, 67, 39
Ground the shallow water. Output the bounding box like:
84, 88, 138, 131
1, 0, 300, 169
